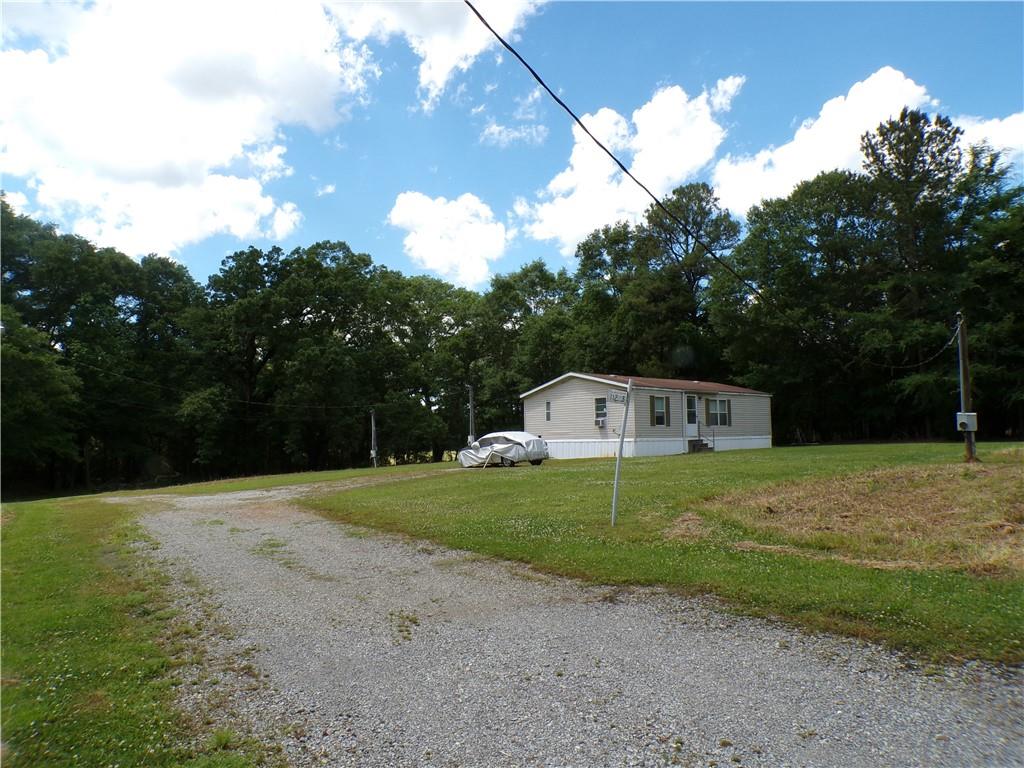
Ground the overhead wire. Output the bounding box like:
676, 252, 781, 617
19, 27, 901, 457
462, 0, 961, 374
462, 0, 763, 302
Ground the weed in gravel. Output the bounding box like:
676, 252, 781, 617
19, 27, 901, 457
208, 729, 239, 750
388, 610, 420, 643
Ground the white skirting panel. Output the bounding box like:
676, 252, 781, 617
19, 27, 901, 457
546, 435, 771, 459
545, 439, 631, 459
712, 436, 772, 451
631, 438, 687, 457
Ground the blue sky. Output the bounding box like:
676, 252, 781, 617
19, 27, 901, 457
2, 1, 1022, 289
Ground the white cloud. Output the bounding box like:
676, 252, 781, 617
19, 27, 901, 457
521, 80, 742, 255
387, 191, 508, 288
269, 202, 303, 240
480, 122, 549, 148
1, 0, 87, 52
710, 75, 745, 113
328, 0, 542, 110
513, 86, 543, 121
247, 144, 294, 183
0, 0, 378, 259
955, 112, 1024, 171
315, 183, 337, 197
2, 190, 30, 215
712, 67, 932, 215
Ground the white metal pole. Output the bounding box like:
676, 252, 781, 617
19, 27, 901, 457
370, 409, 378, 468
611, 378, 632, 526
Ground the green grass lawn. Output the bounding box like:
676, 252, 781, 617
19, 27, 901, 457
0, 497, 264, 767
2, 442, 1020, 765
303, 442, 1024, 663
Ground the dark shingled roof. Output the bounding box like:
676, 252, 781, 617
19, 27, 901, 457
584, 373, 768, 396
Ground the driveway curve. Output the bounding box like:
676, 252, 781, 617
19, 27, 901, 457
138, 483, 1022, 767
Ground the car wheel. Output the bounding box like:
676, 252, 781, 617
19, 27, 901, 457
500, 456, 514, 467
530, 459, 543, 466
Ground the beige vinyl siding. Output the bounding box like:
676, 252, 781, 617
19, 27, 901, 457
522, 375, 772, 451
632, 389, 686, 439
523, 377, 630, 439
696, 393, 771, 437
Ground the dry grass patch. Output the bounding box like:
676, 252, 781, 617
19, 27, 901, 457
667, 512, 710, 541
700, 460, 1023, 575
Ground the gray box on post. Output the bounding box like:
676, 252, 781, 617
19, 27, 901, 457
956, 412, 977, 432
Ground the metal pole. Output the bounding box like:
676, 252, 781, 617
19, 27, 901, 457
956, 311, 977, 462
467, 384, 476, 444
370, 408, 378, 468
611, 378, 632, 526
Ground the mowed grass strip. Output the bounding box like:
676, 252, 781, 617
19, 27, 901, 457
0, 497, 260, 767
130, 461, 455, 497
304, 443, 1024, 663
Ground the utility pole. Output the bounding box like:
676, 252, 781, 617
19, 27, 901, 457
370, 408, 378, 468
466, 384, 476, 444
956, 311, 978, 463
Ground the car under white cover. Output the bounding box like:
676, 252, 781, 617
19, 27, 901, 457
457, 431, 549, 468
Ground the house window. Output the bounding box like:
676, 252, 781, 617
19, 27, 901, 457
686, 396, 697, 425
545, 401, 551, 421
649, 395, 670, 427
707, 398, 732, 427
594, 398, 607, 421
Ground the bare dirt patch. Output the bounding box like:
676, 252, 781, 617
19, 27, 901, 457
700, 461, 1023, 574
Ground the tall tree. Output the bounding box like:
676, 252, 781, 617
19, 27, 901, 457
1, 305, 81, 490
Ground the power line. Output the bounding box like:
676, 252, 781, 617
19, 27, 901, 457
462, 0, 763, 302
463, 0, 963, 375
861, 317, 963, 371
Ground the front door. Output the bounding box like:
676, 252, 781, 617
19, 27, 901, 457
684, 394, 698, 438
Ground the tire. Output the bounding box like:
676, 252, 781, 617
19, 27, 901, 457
500, 456, 514, 467
529, 459, 543, 466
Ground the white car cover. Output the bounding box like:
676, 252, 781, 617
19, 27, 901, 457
457, 431, 549, 468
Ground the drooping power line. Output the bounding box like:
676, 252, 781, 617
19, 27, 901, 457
463, 0, 961, 374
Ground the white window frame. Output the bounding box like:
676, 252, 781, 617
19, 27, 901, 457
594, 397, 607, 420
707, 398, 732, 427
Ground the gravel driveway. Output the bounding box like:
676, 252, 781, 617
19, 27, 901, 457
138, 482, 1022, 768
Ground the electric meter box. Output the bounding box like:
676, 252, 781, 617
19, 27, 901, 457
956, 412, 978, 432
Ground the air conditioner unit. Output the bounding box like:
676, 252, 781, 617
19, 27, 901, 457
595, 417, 606, 427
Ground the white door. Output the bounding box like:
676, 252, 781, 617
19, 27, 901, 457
684, 394, 699, 438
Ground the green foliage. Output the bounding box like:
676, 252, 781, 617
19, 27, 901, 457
709, 110, 1023, 441
3, 107, 1022, 493
1, 305, 81, 477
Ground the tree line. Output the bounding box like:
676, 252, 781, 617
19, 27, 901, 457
3, 109, 1021, 494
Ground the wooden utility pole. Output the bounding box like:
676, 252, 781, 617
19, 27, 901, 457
466, 384, 476, 444
956, 311, 977, 463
